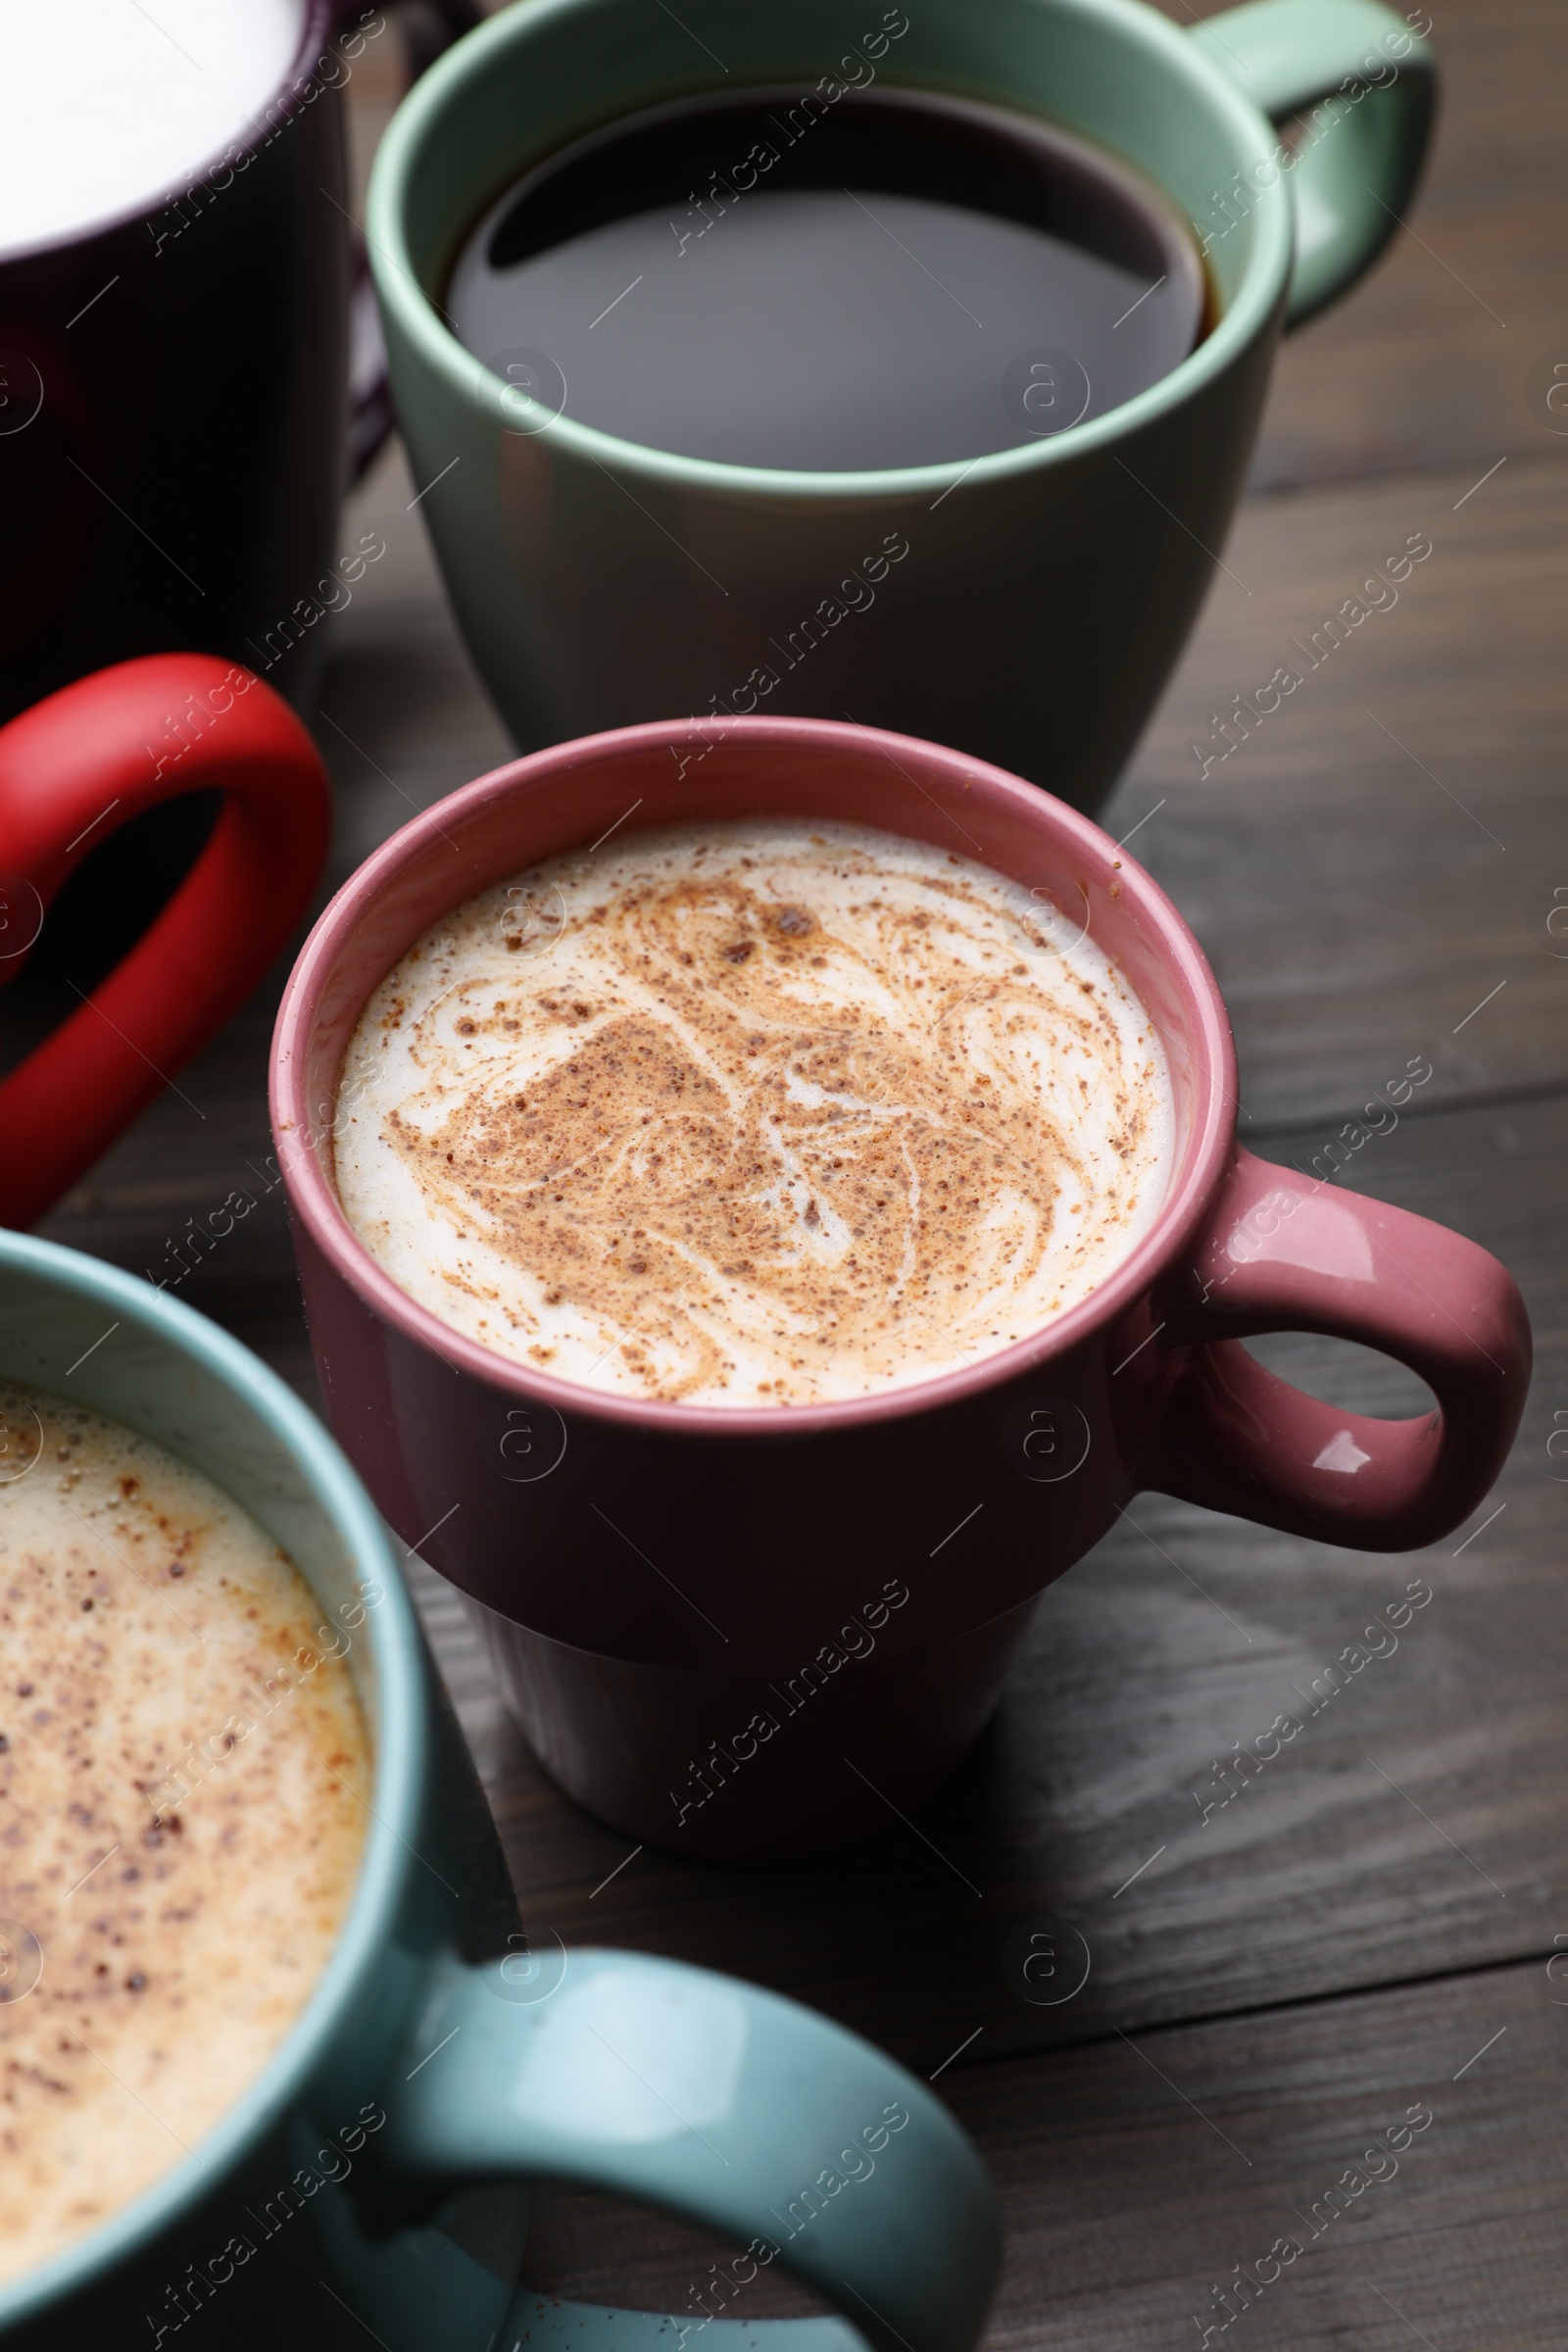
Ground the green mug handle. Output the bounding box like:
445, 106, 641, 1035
1189, 0, 1436, 326
380, 1947, 1001, 2352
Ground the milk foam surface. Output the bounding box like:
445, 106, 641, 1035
0, 0, 303, 255
335, 820, 1174, 1406
0, 1385, 368, 2285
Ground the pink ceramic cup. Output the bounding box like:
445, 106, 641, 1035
270, 719, 1531, 1859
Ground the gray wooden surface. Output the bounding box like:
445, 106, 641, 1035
20, 0, 1568, 2340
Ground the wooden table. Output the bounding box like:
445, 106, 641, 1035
23, 1, 1568, 2341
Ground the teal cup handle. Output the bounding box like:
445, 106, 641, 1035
381, 1948, 1000, 2352
0, 1231, 999, 2349
1189, 0, 1436, 325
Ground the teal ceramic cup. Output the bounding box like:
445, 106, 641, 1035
368, 0, 1433, 809
0, 1231, 998, 2351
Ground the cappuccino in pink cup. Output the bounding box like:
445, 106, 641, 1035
271, 717, 1529, 1858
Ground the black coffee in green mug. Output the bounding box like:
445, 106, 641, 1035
369, 0, 1435, 807
446, 86, 1207, 470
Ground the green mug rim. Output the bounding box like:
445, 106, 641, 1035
0, 1229, 416, 2328
367, 0, 1294, 501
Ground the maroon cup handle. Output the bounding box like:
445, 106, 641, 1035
1141, 1148, 1531, 1550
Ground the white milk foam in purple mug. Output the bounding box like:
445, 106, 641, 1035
0, 0, 304, 255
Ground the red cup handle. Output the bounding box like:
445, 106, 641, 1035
1141, 1148, 1531, 1549
0, 654, 330, 1230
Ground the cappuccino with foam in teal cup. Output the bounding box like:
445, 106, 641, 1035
0, 1230, 998, 2350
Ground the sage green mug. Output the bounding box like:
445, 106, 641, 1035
0, 1232, 997, 2350
368, 0, 1433, 809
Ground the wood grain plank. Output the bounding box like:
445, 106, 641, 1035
31, 1045, 1563, 2079
327, 431, 1568, 1134
1154, 0, 1568, 492
2, 14, 1559, 2346
325, 1, 1567, 1127
351, 0, 1568, 500
517, 1958, 1568, 2352
331, 439, 1568, 1136
1105, 448, 1568, 1127
12, 449, 510, 1401
23, 362, 1554, 1167
23, 442, 1566, 2064
374, 1090, 1567, 2076
107, 1950, 1568, 2349
360, 1, 1568, 494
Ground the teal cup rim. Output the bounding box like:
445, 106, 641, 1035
366, 0, 1294, 502
0, 1228, 416, 2328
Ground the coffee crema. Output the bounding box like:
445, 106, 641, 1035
0, 1385, 368, 2285
334, 820, 1173, 1405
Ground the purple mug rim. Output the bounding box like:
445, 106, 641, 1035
0, 0, 343, 270
270, 715, 1238, 1441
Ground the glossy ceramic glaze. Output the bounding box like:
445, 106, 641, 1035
0, 0, 353, 723
0, 656, 331, 1229
366, 0, 1433, 806
270, 716, 1528, 1858
0, 1230, 999, 2350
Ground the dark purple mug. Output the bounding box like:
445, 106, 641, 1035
270, 718, 1531, 1859
0, 0, 476, 729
